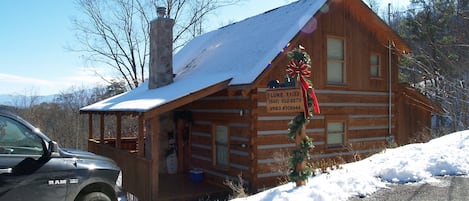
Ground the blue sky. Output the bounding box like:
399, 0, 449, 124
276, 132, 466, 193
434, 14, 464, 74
0, 0, 408, 96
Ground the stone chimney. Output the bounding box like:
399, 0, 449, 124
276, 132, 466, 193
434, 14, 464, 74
149, 7, 175, 89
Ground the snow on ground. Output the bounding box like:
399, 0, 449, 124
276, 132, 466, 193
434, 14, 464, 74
232, 130, 469, 201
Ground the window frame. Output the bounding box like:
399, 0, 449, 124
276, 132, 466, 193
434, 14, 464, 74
326, 36, 346, 85
370, 53, 382, 78
326, 117, 347, 149
212, 123, 230, 169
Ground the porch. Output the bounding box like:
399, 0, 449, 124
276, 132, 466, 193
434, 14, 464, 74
89, 140, 228, 201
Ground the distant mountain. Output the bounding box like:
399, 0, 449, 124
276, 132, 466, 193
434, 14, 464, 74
0, 94, 56, 106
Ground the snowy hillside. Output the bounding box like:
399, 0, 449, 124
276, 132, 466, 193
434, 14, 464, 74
232, 130, 469, 201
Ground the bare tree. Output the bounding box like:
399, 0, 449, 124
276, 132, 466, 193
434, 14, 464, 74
10, 89, 41, 109
72, 0, 240, 90
365, 0, 380, 14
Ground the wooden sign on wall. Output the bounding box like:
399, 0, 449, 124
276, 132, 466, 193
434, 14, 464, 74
266, 88, 304, 113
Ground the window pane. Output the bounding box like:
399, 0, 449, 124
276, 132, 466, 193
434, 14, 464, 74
327, 122, 345, 146
328, 133, 344, 145
328, 122, 344, 132
327, 62, 344, 83
0, 116, 44, 155
327, 38, 344, 60
215, 126, 228, 144
214, 125, 229, 166
216, 145, 228, 166
370, 55, 380, 77
370, 66, 379, 77
370, 55, 379, 65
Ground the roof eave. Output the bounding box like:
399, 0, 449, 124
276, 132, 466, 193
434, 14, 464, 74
143, 79, 232, 119
347, 0, 411, 54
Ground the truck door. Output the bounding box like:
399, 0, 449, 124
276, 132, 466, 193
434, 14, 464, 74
0, 115, 67, 201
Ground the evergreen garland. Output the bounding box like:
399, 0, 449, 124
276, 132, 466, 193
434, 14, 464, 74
284, 47, 319, 185
287, 46, 311, 66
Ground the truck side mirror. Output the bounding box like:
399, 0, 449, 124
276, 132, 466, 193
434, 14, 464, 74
48, 141, 60, 157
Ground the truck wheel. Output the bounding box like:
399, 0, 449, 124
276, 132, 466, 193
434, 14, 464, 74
80, 192, 111, 201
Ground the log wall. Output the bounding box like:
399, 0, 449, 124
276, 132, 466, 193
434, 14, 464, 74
181, 90, 255, 187
249, 0, 400, 190
177, 0, 426, 193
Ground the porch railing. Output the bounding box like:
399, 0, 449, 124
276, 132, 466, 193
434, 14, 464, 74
89, 139, 151, 201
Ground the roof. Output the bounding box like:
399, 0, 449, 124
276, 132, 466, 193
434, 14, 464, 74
80, 0, 409, 113
398, 83, 446, 114
346, 0, 411, 53
80, 0, 326, 113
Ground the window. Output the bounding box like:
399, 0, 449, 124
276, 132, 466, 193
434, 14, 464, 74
327, 37, 345, 84
327, 121, 346, 148
370, 54, 381, 77
0, 116, 44, 155
213, 125, 229, 167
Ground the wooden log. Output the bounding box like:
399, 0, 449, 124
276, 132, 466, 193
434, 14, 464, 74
295, 124, 307, 187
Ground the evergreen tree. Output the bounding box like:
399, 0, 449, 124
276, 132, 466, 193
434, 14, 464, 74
398, 0, 469, 134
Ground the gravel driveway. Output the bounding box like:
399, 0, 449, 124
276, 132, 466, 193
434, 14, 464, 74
348, 176, 469, 201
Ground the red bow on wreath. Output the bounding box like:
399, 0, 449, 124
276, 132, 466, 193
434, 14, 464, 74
286, 60, 320, 117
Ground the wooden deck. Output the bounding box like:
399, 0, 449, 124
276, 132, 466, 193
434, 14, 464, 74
158, 174, 229, 201
89, 141, 229, 201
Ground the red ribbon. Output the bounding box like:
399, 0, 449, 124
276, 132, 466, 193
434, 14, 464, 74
286, 60, 320, 117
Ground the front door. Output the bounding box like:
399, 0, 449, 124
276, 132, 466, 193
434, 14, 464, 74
175, 111, 192, 173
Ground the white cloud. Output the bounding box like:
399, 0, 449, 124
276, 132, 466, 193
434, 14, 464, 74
0, 73, 54, 86
0, 70, 110, 96
0, 73, 55, 95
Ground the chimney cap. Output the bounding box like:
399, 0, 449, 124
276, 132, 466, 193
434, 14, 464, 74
157, 7, 167, 18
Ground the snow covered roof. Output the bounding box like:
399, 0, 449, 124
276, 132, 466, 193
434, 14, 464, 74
80, 0, 327, 113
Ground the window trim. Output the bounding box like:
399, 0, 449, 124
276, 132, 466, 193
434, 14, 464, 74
212, 123, 230, 169
326, 36, 346, 86
326, 116, 347, 149
370, 53, 382, 78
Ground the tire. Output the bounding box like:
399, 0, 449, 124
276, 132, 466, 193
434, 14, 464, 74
80, 192, 112, 201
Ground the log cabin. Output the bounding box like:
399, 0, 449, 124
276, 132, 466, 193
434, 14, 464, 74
80, 0, 443, 200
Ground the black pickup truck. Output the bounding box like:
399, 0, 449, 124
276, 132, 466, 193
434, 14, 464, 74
0, 110, 126, 201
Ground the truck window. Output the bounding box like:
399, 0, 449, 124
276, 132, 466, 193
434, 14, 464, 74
0, 116, 44, 156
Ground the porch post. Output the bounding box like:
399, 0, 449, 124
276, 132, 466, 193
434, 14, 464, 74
100, 114, 105, 143
116, 113, 122, 149
88, 113, 93, 139
176, 118, 184, 173
138, 115, 145, 157
87, 113, 93, 151
151, 116, 160, 201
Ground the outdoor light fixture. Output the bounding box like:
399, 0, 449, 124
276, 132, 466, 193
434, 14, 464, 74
231, 143, 248, 148
239, 109, 248, 116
